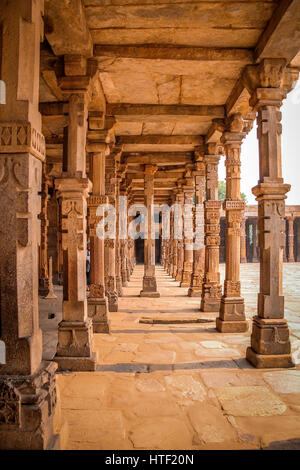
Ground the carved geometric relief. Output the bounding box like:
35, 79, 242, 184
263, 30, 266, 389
0, 382, 21, 427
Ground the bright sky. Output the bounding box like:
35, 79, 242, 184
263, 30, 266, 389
219, 80, 300, 205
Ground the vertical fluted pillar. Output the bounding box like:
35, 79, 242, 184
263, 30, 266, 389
175, 188, 184, 281
217, 114, 248, 332
201, 148, 222, 312
140, 165, 160, 297
39, 164, 51, 296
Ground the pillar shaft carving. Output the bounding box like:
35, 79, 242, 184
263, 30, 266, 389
201, 153, 222, 312
217, 116, 248, 332
180, 169, 195, 287
244, 59, 297, 368
140, 165, 160, 297
0, 0, 58, 449
105, 157, 118, 312
288, 217, 295, 262
188, 160, 205, 297
87, 148, 110, 333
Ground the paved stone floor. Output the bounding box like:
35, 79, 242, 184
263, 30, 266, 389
41, 263, 300, 450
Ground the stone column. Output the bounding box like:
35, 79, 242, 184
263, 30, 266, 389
39, 164, 51, 296
0, 0, 58, 449
188, 159, 206, 297
252, 218, 259, 262
87, 145, 110, 333
240, 216, 247, 263
180, 170, 195, 288
105, 157, 118, 312
115, 173, 123, 297
120, 182, 129, 286
168, 209, 174, 275
245, 59, 296, 368
217, 115, 248, 333
140, 165, 160, 297
54, 57, 97, 371
288, 216, 295, 262
201, 148, 222, 312
175, 188, 184, 281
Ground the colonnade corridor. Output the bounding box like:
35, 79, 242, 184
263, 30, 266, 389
47, 263, 300, 450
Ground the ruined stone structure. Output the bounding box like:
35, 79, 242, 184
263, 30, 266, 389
0, 0, 300, 450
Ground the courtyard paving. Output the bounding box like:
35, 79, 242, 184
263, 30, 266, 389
41, 264, 300, 450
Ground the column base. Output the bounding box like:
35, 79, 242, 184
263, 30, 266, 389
201, 299, 221, 312
54, 353, 97, 372
140, 276, 160, 297
140, 291, 160, 298
0, 361, 59, 450
106, 290, 118, 312
216, 317, 248, 333
240, 257, 247, 263
116, 276, 123, 297
246, 347, 294, 369
39, 278, 49, 297
188, 287, 202, 297
55, 319, 97, 371
88, 297, 110, 333
180, 271, 192, 287
216, 297, 248, 332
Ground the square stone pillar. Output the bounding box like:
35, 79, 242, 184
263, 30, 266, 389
54, 57, 98, 371
140, 165, 160, 297
244, 59, 297, 368
0, 0, 59, 449
188, 158, 206, 297
201, 150, 222, 312
217, 115, 248, 333
87, 145, 110, 333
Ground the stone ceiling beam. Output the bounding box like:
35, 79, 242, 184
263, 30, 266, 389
117, 135, 204, 145
124, 153, 193, 166
44, 0, 93, 56
94, 45, 253, 62
106, 104, 225, 118
254, 0, 300, 63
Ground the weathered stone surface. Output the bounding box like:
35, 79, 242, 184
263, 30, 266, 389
129, 417, 192, 449
263, 371, 300, 394
165, 374, 207, 403
187, 403, 237, 444
216, 386, 287, 417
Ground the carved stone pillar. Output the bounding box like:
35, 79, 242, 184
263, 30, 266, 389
180, 170, 195, 288
201, 150, 222, 312
244, 59, 296, 368
120, 183, 129, 286
115, 174, 123, 297
217, 115, 248, 333
140, 165, 160, 297
87, 146, 110, 333
168, 209, 174, 275
188, 159, 205, 297
175, 189, 184, 281
39, 164, 51, 296
0, 0, 59, 449
252, 218, 259, 262
105, 157, 118, 312
240, 216, 247, 263
54, 57, 97, 371
288, 216, 295, 262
